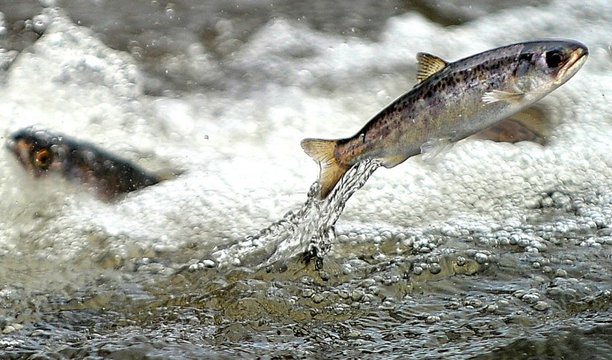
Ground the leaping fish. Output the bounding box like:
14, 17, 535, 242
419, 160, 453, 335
5, 127, 177, 201
302, 40, 588, 198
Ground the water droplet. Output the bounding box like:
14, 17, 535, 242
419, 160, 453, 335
211, 160, 382, 267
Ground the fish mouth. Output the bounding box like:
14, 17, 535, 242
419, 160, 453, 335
6, 138, 34, 170
5, 138, 13, 147
5, 137, 18, 156
556, 46, 588, 84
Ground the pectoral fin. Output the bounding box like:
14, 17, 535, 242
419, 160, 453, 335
473, 106, 550, 145
420, 137, 454, 163
482, 89, 525, 104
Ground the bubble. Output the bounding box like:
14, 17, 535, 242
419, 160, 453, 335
555, 269, 567, 277
337, 289, 350, 299
201, 259, 216, 268
412, 266, 423, 275
533, 301, 550, 311
425, 315, 440, 324
456, 256, 466, 266
301, 289, 314, 298
311, 293, 326, 303
429, 263, 442, 274
32, 14, 51, 34
474, 252, 488, 264
351, 289, 365, 302
521, 293, 540, 304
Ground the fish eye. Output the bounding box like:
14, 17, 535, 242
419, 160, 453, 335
33, 148, 52, 169
545, 50, 565, 68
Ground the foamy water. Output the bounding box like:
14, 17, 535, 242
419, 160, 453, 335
0, 1, 610, 358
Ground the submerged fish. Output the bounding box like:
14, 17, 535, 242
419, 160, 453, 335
6, 127, 173, 200
302, 40, 588, 198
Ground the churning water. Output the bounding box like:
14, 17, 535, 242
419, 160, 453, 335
0, 0, 611, 359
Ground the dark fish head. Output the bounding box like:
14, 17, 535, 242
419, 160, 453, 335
6, 127, 64, 177
514, 40, 588, 94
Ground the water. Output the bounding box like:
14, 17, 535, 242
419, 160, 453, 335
1, 0, 611, 359
209, 159, 382, 269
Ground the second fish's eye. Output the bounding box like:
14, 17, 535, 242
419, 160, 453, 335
33, 148, 52, 169
545, 50, 564, 68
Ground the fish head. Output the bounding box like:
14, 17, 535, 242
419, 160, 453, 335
514, 40, 588, 96
6, 127, 64, 177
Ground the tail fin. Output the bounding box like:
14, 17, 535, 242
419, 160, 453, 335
301, 138, 348, 198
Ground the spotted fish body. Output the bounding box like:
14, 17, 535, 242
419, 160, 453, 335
6, 127, 166, 200
302, 40, 588, 198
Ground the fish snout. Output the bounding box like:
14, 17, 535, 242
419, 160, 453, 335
552, 41, 588, 85
4, 137, 17, 154
573, 42, 588, 59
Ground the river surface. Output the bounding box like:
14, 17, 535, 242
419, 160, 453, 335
0, 0, 611, 359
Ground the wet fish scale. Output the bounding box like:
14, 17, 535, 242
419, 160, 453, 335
302, 40, 588, 198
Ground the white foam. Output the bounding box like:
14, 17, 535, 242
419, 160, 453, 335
0, 1, 610, 263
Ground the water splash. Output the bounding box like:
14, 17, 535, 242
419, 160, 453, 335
209, 159, 382, 268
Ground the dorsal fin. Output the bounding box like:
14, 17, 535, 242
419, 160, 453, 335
416, 52, 448, 83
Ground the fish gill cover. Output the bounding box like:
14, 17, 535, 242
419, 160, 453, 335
0, 1, 610, 359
